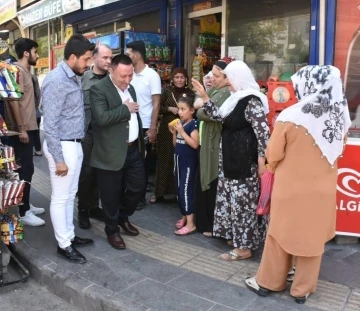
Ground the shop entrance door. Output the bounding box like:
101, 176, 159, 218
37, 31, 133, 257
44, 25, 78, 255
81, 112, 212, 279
184, 5, 226, 80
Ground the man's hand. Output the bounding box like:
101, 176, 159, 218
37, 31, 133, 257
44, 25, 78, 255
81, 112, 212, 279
19, 130, 29, 144
55, 162, 68, 177
146, 127, 157, 143
123, 99, 139, 113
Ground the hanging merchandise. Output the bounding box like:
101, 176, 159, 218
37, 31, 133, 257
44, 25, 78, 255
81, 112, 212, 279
192, 55, 204, 83
200, 14, 221, 36
0, 62, 22, 100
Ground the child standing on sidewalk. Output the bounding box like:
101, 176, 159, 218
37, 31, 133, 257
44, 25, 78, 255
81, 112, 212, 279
169, 95, 199, 236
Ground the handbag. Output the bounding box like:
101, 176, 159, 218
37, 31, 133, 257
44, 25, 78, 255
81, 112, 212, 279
256, 170, 274, 215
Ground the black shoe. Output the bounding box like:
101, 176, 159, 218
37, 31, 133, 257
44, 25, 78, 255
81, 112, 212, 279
78, 210, 91, 229
71, 236, 94, 248
89, 207, 104, 222
136, 198, 146, 210
57, 245, 87, 264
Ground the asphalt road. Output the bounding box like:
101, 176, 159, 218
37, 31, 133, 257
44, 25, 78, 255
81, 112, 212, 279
0, 278, 79, 311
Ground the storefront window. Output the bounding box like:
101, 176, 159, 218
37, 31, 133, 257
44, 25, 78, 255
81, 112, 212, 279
32, 23, 49, 78
227, 0, 311, 81
83, 10, 161, 36
334, 0, 360, 137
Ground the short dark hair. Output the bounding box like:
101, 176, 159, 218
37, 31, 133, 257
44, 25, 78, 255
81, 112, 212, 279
15, 38, 38, 59
93, 44, 112, 56
64, 34, 96, 60
126, 40, 146, 60
111, 54, 133, 68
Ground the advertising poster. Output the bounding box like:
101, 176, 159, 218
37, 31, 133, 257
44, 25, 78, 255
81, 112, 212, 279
0, 0, 16, 25
334, 0, 360, 236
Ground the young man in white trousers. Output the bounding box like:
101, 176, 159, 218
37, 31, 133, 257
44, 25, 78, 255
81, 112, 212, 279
41, 35, 96, 264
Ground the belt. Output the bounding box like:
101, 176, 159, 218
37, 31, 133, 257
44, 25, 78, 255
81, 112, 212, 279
128, 139, 138, 147
60, 139, 82, 143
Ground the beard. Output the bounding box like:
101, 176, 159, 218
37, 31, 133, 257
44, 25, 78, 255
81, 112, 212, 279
28, 56, 37, 66
72, 67, 86, 76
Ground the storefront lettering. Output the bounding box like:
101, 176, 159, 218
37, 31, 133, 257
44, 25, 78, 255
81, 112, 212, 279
337, 200, 360, 212
18, 0, 80, 28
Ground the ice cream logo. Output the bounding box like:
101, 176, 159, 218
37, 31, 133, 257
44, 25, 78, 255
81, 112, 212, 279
337, 168, 360, 198
272, 87, 290, 104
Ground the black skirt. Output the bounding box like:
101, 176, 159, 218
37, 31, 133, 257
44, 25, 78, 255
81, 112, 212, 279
194, 147, 218, 233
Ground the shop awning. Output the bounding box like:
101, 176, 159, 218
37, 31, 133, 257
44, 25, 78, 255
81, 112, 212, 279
62, 0, 159, 26
17, 0, 82, 29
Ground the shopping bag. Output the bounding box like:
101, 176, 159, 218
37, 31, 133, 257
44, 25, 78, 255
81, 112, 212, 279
256, 170, 274, 215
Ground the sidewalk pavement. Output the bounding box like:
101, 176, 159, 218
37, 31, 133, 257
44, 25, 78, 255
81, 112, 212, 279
7, 155, 360, 311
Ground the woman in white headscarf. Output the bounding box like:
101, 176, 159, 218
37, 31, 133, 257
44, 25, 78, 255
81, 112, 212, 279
192, 60, 270, 261
245, 65, 351, 304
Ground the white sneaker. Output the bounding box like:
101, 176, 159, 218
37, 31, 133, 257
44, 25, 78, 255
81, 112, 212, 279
29, 204, 45, 215
20, 211, 45, 226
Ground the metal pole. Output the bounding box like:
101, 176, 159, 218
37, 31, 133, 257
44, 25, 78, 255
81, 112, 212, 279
319, 0, 326, 65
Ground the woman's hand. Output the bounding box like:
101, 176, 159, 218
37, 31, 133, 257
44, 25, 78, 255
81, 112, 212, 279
191, 78, 210, 102
258, 157, 267, 178
168, 107, 178, 115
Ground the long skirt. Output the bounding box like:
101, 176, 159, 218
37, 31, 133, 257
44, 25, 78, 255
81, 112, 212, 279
195, 148, 218, 233
213, 146, 268, 250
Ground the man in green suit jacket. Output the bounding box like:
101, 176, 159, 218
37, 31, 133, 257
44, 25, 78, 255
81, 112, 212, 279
89, 54, 145, 250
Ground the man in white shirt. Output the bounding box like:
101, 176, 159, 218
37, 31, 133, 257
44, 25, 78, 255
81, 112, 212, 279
89, 54, 146, 250
126, 41, 161, 208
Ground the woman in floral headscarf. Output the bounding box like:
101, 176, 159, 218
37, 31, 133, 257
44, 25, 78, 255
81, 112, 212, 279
245, 65, 351, 304
151, 68, 194, 203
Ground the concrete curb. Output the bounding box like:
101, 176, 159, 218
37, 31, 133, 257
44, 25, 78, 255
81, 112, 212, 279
10, 240, 149, 311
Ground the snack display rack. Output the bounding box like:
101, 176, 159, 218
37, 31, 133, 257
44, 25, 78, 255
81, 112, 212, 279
0, 134, 30, 287
0, 61, 29, 286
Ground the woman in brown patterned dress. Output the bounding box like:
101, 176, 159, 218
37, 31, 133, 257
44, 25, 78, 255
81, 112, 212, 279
151, 68, 195, 203
192, 61, 270, 261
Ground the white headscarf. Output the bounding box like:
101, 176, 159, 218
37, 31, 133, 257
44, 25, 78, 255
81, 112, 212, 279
218, 61, 269, 118
203, 71, 213, 91
276, 65, 351, 165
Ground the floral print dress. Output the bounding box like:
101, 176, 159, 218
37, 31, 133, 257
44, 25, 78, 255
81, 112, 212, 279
203, 97, 270, 250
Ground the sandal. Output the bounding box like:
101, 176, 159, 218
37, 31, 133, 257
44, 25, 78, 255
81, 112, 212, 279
219, 250, 252, 261
287, 267, 296, 282
150, 195, 164, 204
174, 227, 196, 236
291, 293, 310, 304
245, 277, 271, 297
175, 218, 186, 229
226, 240, 233, 247
203, 232, 212, 238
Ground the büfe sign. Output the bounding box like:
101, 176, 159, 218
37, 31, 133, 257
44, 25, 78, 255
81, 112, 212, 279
336, 140, 360, 236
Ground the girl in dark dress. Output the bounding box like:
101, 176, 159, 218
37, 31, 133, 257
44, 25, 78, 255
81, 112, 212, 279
169, 95, 199, 236
151, 68, 194, 203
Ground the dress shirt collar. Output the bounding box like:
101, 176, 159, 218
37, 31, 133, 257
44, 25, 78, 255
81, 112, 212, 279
59, 60, 77, 79
109, 74, 130, 93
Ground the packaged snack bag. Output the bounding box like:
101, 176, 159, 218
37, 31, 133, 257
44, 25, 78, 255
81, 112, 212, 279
154, 46, 162, 61
162, 46, 171, 61
156, 64, 164, 79
0, 74, 9, 98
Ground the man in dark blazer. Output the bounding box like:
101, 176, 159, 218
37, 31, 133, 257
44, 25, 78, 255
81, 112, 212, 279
89, 54, 146, 250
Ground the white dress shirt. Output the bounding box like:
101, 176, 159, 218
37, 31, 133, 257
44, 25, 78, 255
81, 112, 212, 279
110, 76, 139, 142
